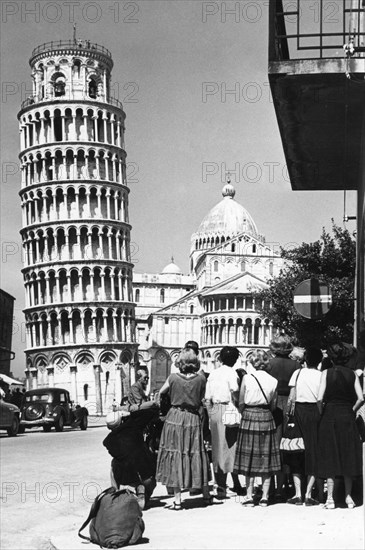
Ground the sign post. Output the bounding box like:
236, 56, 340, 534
293, 279, 332, 320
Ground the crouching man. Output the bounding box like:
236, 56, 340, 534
103, 404, 160, 510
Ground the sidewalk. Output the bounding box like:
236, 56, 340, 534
51, 485, 364, 550
87, 415, 107, 428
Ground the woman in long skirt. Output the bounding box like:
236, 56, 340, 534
284, 347, 323, 505
156, 348, 213, 509
205, 346, 243, 498
317, 342, 363, 509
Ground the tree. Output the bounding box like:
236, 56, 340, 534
256, 222, 356, 348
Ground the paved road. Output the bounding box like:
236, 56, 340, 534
1, 424, 364, 550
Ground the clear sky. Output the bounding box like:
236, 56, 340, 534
0, 0, 357, 377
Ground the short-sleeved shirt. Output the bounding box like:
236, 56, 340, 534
288, 368, 321, 403
168, 373, 206, 409
127, 381, 148, 408
243, 371, 278, 406
205, 365, 239, 403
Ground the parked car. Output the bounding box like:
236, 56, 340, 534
20, 387, 88, 432
0, 395, 20, 436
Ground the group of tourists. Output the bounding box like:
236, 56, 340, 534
104, 335, 364, 511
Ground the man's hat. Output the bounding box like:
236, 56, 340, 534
106, 409, 130, 430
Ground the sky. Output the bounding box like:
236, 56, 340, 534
0, 0, 357, 377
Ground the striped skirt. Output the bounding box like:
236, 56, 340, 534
233, 406, 281, 477
156, 407, 209, 489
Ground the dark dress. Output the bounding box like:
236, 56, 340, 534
156, 373, 209, 489
317, 366, 362, 478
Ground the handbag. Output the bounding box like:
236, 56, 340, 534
280, 414, 305, 452
221, 401, 241, 428
250, 374, 283, 428
356, 404, 365, 442
272, 407, 284, 428
279, 368, 305, 452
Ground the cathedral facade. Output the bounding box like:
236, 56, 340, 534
134, 183, 284, 392
18, 38, 137, 413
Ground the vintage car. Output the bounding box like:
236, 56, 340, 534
19, 387, 88, 432
0, 396, 20, 436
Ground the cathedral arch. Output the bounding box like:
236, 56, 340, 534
120, 350, 132, 364
75, 350, 94, 368
153, 348, 170, 391
99, 350, 117, 367
160, 289, 165, 304
52, 352, 71, 371
254, 318, 261, 345
244, 318, 253, 345
35, 354, 48, 370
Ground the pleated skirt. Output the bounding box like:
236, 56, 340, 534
317, 402, 362, 479
156, 407, 209, 489
233, 407, 281, 477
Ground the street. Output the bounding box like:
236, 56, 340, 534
1, 423, 364, 550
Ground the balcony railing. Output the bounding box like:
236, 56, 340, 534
107, 96, 124, 109
269, 0, 365, 61
20, 94, 123, 111
31, 40, 112, 59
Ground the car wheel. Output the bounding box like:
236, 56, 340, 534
43, 425, 52, 432
18, 425, 25, 434
7, 416, 19, 437
80, 416, 88, 431
24, 404, 44, 421
54, 415, 64, 432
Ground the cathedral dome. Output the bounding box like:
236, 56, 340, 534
161, 258, 182, 275
193, 183, 258, 243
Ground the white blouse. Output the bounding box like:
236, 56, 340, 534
205, 365, 239, 403
243, 371, 278, 406
288, 368, 321, 403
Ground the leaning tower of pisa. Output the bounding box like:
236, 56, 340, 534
17, 38, 138, 413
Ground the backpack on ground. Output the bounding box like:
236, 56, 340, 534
78, 487, 145, 548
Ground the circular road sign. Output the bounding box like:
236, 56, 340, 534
293, 279, 332, 320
